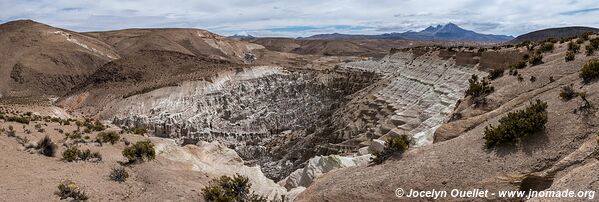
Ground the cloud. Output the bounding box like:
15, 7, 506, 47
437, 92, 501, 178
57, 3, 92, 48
1, 0, 599, 37
558, 8, 599, 16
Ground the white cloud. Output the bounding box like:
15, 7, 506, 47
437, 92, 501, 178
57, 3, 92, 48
1, 0, 598, 37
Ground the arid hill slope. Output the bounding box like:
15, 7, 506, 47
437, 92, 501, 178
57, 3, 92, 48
0, 20, 119, 99
298, 36, 599, 201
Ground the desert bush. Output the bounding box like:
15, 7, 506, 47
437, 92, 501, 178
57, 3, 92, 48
202, 174, 267, 202
109, 166, 129, 183
580, 59, 599, 83
7, 126, 15, 137
56, 181, 88, 201
565, 51, 576, 62
568, 41, 581, 53
586, 38, 599, 56
465, 74, 494, 98
559, 85, 578, 101
83, 120, 105, 132
576, 92, 593, 115
488, 69, 504, 80
510, 61, 527, 69
483, 100, 548, 148
538, 42, 554, 53
586, 45, 595, 56
5, 116, 30, 124
580, 32, 593, 41
62, 147, 80, 162
38, 136, 57, 157
530, 76, 536, 82
79, 149, 102, 162
63, 147, 102, 162
96, 131, 120, 144
371, 135, 411, 164
122, 140, 156, 163
517, 74, 524, 82
529, 54, 543, 66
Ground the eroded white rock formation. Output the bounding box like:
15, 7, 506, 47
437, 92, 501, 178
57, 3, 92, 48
336, 51, 486, 146
152, 137, 287, 201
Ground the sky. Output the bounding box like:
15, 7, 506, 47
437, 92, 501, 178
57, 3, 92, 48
1, 0, 599, 37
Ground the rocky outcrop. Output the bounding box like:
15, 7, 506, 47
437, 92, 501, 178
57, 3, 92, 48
279, 154, 372, 190
152, 137, 287, 201
107, 65, 379, 179
332, 51, 485, 147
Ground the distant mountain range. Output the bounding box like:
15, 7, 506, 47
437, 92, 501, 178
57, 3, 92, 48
301, 23, 514, 43
510, 26, 599, 43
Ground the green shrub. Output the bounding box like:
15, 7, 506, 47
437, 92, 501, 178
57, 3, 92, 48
568, 41, 581, 53
56, 181, 88, 201
580, 32, 593, 41
371, 135, 411, 164
559, 85, 578, 101
63, 147, 102, 162
586, 45, 595, 56
510, 61, 527, 69
465, 74, 494, 98
580, 59, 599, 83
38, 136, 57, 157
529, 54, 543, 66
62, 147, 80, 162
565, 51, 575, 62
78, 149, 102, 162
586, 38, 599, 56
5, 116, 30, 124
483, 100, 548, 148
487, 69, 504, 80
122, 140, 156, 163
538, 42, 554, 53
202, 174, 267, 202
97, 131, 120, 144
109, 166, 129, 183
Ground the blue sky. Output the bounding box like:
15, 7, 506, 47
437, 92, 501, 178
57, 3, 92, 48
1, 0, 599, 37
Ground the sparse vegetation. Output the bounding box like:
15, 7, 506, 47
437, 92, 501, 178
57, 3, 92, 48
202, 174, 267, 202
38, 136, 57, 157
62, 147, 80, 162
586, 38, 599, 56
56, 181, 88, 201
483, 100, 548, 148
568, 41, 580, 53
565, 51, 575, 62
465, 74, 494, 98
488, 69, 504, 80
4, 115, 30, 124
559, 85, 578, 101
109, 166, 129, 183
465, 74, 494, 106
580, 59, 599, 83
371, 135, 411, 164
96, 131, 120, 144
576, 92, 593, 115
529, 54, 543, 66
122, 140, 156, 163
509, 61, 527, 69
537, 42, 554, 53
62, 147, 102, 162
